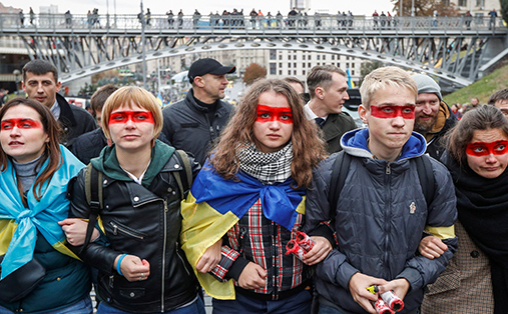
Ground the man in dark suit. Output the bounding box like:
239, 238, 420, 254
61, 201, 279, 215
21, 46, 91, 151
304, 65, 356, 154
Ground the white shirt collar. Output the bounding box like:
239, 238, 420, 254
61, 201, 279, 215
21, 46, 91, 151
50, 99, 61, 121
304, 103, 328, 121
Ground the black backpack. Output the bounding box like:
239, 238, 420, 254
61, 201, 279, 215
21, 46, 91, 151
327, 151, 436, 220
80, 150, 193, 251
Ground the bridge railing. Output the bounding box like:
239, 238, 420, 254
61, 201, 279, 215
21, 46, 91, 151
0, 13, 505, 33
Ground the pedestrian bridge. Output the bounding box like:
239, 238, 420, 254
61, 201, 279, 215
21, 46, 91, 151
1, 13, 507, 87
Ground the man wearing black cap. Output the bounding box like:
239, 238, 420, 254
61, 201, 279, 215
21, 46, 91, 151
162, 58, 236, 165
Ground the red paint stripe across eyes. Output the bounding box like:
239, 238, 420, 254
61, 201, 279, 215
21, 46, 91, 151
256, 104, 293, 124
370, 105, 415, 119
0, 119, 42, 131
108, 111, 155, 125
466, 141, 508, 156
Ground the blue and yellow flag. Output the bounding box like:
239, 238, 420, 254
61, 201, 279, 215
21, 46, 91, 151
157, 92, 164, 107
346, 66, 355, 88
0, 145, 84, 279
180, 160, 305, 299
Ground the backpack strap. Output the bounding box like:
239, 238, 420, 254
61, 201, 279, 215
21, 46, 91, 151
328, 151, 351, 223
81, 163, 103, 253
172, 150, 193, 199
414, 154, 436, 208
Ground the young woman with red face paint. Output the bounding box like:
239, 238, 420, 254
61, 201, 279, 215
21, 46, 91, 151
421, 105, 508, 314
0, 98, 92, 314
66, 86, 205, 314
180, 79, 330, 314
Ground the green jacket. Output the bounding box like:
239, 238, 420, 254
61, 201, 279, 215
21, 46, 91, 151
321, 112, 357, 154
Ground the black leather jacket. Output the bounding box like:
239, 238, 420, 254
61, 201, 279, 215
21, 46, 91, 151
68, 154, 201, 313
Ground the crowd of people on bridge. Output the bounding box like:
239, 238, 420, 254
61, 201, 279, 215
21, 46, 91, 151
11, 6, 501, 31
1, 56, 508, 314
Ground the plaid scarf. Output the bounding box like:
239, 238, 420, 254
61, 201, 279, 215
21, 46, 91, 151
237, 142, 293, 185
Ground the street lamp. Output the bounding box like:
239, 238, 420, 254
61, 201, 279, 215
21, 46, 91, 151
13, 69, 20, 93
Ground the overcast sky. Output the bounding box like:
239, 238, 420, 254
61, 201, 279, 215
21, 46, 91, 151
5, 0, 394, 16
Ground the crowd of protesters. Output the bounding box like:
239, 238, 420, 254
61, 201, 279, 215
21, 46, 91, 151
1, 56, 508, 314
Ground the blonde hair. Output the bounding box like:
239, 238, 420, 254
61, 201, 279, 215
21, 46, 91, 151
360, 66, 417, 108
101, 86, 163, 140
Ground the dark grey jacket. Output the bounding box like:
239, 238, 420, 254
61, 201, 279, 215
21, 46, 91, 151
303, 128, 457, 313
161, 90, 233, 165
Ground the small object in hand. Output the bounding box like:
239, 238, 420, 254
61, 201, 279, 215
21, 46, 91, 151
285, 240, 305, 260
380, 290, 404, 312
295, 231, 315, 252
374, 298, 394, 314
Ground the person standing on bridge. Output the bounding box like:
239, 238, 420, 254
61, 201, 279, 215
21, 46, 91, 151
193, 9, 201, 28
145, 8, 151, 26
304, 65, 357, 154
21, 60, 96, 150
29, 7, 35, 26
489, 8, 498, 30
161, 58, 236, 166
178, 10, 184, 28
412, 74, 457, 160
18, 10, 24, 27
166, 10, 174, 28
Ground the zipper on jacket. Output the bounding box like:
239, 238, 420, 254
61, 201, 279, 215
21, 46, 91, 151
175, 245, 192, 276
383, 163, 392, 273
110, 222, 144, 239
161, 199, 169, 312
209, 125, 215, 140
109, 275, 114, 288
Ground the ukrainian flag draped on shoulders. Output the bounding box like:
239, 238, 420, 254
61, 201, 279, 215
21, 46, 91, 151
181, 159, 306, 300
0, 145, 85, 279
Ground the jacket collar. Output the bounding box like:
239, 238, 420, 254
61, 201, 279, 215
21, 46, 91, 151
56, 93, 77, 127
341, 128, 427, 161
90, 140, 175, 188
185, 88, 230, 118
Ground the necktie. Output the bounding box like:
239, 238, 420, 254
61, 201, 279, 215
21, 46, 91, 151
315, 117, 325, 128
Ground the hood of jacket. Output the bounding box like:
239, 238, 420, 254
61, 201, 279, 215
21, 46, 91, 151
340, 128, 427, 161
424, 101, 456, 141
90, 139, 175, 188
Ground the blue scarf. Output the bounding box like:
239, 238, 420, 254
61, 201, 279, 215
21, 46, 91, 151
0, 145, 84, 279
191, 159, 305, 231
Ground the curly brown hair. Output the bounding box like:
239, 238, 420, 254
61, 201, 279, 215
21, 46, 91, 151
210, 79, 326, 189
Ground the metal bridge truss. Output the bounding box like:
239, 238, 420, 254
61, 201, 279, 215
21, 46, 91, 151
22, 33, 489, 87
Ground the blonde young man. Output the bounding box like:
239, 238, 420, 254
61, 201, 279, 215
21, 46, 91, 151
303, 66, 457, 314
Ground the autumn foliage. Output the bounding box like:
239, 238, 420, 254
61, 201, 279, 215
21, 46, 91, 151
243, 63, 267, 85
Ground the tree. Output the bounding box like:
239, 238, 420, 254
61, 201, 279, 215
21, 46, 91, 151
359, 61, 383, 86
502, 0, 508, 25
242, 63, 267, 85
391, 0, 459, 16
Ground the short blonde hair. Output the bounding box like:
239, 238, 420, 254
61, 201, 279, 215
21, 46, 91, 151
101, 86, 163, 140
360, 66, 417, 108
